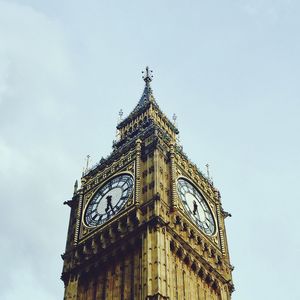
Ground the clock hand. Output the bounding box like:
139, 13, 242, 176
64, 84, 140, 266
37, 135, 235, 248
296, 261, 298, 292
105, 195, 112, 213
193, 200, 198, 215
109, 202, 114, 213
105, 195, 116, 214
192, 200, 203, 224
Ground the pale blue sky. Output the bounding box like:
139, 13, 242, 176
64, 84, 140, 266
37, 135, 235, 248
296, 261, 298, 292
0, 1, 299, 299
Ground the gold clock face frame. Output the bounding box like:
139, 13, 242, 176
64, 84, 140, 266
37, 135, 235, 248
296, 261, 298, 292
84, 173, 134, 228
177, 178, 216, 236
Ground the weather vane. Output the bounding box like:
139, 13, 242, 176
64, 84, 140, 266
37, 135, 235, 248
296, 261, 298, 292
142, 66, 153, 83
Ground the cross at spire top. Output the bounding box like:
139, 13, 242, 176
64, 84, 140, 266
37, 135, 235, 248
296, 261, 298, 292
142, 66, 153, 84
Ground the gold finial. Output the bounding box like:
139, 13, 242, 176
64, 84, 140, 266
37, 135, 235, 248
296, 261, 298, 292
142, 66, 153, 84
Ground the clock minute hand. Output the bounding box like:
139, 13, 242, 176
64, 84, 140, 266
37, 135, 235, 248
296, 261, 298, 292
105, 195, 114, 213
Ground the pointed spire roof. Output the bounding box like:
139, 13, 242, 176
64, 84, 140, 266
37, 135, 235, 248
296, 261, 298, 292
116, 67, 178, 136
117, 66, 160, 129
131, 66, 160, 114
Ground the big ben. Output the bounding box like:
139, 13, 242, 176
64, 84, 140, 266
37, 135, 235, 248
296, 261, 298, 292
61, 67, 234, 300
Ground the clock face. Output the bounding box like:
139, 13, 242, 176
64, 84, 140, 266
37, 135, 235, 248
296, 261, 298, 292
177, 178, 215, 236
84, 174, 134, 227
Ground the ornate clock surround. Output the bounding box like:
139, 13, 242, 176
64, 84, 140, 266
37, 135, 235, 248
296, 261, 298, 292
77, 152, 137, 241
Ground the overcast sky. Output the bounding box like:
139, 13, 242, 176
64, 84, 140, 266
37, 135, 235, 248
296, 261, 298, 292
0, 0, 299, 299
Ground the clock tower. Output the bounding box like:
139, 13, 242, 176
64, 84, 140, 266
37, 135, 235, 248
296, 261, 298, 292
61, 68, 234, 300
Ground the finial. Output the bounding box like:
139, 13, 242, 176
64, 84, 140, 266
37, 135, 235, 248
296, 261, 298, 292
206, 163, 213, 184
73, 180, 78, 195
142, 66, 153, 84
172, 113, 181, 146
116, 109, 123, 141
83, 155, 91, 174
205, 163, 210, 180
172, 113, 177, 125
119, 109, 123, 121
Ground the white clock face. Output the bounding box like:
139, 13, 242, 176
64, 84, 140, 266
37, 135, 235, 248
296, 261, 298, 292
84, 174, 134, 227
177, 178, 215, 236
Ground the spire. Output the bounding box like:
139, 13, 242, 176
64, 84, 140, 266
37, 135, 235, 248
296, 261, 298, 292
117, 66, 178, 135
133, 66, 159, 113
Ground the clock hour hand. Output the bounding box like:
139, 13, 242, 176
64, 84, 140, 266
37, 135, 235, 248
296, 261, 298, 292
193, 200, 202, 224
105, 195, 114, 214
193, 200, 198, 215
